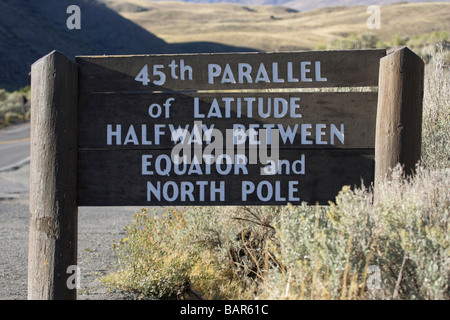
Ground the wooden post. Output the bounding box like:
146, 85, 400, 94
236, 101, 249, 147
28, 51, 78, 300
375, 47, 424, 186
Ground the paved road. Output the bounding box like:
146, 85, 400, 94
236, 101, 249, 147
0, 123, 142, 299
0, 123, 30, 171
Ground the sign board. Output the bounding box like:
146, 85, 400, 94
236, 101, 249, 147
29, 48, 424, 299
76, 50, 385, 206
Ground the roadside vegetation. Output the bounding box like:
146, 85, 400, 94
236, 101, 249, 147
0, 86, 31, 129
113, 1, 449, 52
103, 41, 449, 300
321, 30, 448, 51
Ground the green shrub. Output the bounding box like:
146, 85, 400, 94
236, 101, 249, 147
261, 166, 449, 300
104, 206, 281, 299
373, 166, 449, 300
4, 112, 21, 124
421, 44, 450, 170
261, 190, 376, 300
327, 30, 448, 51
106, 166, 449, 300
0, 86, 30, 126
180, 205, 280, 299
102, 207, 197, 299
24, 110, 31, 121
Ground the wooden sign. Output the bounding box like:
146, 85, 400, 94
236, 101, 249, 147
77, 50, 384, 92
76, 50, 385, 206
28, 48, 424, 299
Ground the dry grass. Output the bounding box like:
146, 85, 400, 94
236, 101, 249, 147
421, 44, 450, 170
105, 167, 449, 300
0, 87, 30, 128
101, 0, 450, 51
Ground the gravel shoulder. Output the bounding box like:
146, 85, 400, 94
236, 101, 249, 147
0, 163, 144, 300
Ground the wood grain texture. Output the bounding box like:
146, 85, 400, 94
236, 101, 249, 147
28, 51, 78, 300
77, 50, 386, 92
375, 47, 424, 184
76, 50, 384, 206
77, 149, 374, 206
78, 92, 377, 149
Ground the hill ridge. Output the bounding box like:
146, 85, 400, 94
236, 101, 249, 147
0, 0, 255, 90
147, 0, 447, 12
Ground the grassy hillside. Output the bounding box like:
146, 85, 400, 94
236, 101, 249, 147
102, 0, 450, 51
150, 0, 447, 12
2, 0, 447, 89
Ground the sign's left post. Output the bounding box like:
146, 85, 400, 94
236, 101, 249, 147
28, 51, 78, 300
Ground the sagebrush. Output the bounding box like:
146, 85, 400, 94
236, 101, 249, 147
104, 45, 449, 300
0, 86, 30, 127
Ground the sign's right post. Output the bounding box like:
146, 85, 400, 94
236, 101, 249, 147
375, 47, 424, 194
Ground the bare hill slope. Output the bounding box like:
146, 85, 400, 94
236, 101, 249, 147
0, 0, 255, 90
149, 0, 446, 12
104, 1, 449, 52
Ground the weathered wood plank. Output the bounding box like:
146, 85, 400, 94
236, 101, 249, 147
375, 47, 424, 185
78, 92, 378, 149
77, 50, 386, 92
77, 149, 374, 206
29, 51, 78, 300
